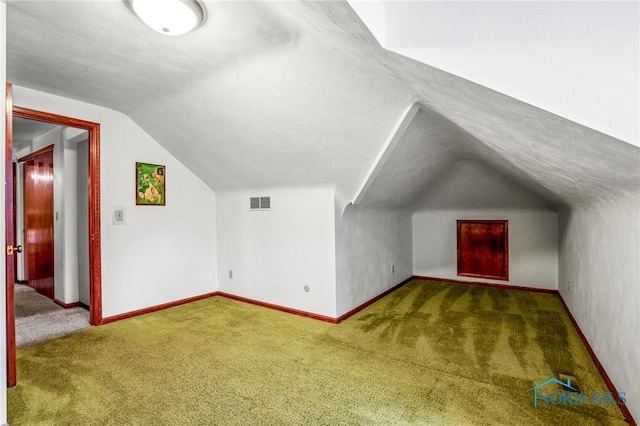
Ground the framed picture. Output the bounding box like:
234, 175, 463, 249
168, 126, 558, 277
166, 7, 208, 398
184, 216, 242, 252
136, 162, 165, 205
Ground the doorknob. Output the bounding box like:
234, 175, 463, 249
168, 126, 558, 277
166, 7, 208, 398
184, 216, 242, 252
15, 245, 22, 253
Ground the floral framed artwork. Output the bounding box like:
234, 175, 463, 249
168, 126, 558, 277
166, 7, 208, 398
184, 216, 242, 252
136, 162, 166, 205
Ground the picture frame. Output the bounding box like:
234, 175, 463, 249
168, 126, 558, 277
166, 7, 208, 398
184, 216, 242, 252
136, 162, 166, 206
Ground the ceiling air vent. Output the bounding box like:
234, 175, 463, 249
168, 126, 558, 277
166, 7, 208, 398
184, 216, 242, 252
250, 196, 271, 210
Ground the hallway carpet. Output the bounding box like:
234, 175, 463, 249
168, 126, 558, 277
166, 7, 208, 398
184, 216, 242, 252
8, 280, 629, 425
15, 284, 91, 348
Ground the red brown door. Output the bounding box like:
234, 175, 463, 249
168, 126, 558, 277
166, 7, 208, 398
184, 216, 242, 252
457, 220, 509, 281
21, 146, 55, 299
6, 83, 17, 386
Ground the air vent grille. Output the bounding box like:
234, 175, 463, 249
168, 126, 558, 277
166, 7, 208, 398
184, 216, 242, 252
250, 196, 271, 210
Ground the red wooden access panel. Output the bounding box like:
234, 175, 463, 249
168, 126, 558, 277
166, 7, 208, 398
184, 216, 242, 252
21, 146, 55, 299
457, 220, 509, 281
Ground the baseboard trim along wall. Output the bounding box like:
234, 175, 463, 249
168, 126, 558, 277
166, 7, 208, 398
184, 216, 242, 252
217, 292, 338, 323
53, 299, 80, 309
556, 293, 637, 425
413, 275, 558, 294
100, 277, 415, 327
101, 292, 218, 324
336, 275, 414, 322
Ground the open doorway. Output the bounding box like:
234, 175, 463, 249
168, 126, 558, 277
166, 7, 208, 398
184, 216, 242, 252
5, 83, 102, 386
13, 120, 91, 347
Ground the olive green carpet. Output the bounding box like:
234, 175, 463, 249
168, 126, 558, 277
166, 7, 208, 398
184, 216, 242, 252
8, 279, 628, 425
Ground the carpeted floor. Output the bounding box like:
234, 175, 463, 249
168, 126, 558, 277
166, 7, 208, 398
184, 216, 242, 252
8, 279, 629, 425
15, 284, 91, 348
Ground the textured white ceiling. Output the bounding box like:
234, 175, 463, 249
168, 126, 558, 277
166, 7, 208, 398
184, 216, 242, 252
12, 117, 57, 143
350, 102, 637, 209
350, 0, 639, 145
6, 1, 639, 209
414, 159, 556, 211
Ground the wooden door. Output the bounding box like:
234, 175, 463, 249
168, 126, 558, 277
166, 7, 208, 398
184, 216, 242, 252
22, 146, 55, 299
457, 220, 509, 281
6, 83, 17, 386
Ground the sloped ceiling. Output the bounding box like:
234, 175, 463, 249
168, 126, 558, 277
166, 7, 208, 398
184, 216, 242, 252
353, 103, 564, 209
7, 1, 412, 193
7, 1, 639, 209
413, 159, 555, 211
353, 1, 639, 145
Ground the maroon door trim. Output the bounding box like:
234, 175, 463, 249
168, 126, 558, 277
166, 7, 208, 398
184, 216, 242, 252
12, 106, 102, 326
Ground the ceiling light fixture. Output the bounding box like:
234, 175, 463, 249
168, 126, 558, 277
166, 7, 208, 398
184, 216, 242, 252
125, 0, 207, 36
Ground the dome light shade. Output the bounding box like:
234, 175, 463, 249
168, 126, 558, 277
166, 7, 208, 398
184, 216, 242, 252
125, 0, 206, 36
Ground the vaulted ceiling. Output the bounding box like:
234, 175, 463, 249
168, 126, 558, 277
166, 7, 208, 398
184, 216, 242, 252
351, 1, 639, 145
7, 1, 639, 210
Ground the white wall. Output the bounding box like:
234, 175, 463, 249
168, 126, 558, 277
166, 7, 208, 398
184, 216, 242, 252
1, 3, 8, 424
76, 140, 89, 306
558, 196, 640, 421
60, 128, 84, 304
12, 86, 218, 318
335, 203, 413, 316
413, 209, 558, 289
51, 128, 68, 303
216, 187, 337, 318
13, 139, 31, 283
60, 128, 87, 305
13, 162, 24, 282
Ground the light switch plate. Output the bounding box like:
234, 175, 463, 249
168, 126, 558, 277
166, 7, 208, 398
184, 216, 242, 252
113, 206, 126, 225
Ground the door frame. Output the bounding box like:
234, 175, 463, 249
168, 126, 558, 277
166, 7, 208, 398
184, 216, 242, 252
5, 83, 103, 386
